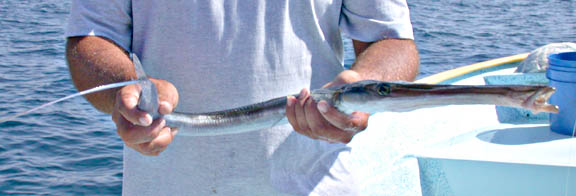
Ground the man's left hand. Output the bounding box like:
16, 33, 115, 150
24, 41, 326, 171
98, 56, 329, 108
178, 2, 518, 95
285, 70, 370, 143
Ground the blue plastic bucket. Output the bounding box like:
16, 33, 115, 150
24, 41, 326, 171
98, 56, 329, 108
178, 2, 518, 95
547, 68, 576, 83
547, 52, 576, 135
548, 65, 576, 72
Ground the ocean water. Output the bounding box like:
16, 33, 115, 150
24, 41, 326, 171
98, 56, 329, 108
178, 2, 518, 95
0, 0, 574, 195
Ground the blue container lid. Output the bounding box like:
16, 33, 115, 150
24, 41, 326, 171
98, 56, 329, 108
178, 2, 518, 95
548, 52, 576, 68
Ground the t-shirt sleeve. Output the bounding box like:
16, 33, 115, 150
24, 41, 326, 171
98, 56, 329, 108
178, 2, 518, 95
66, 0, 133, 51
340, 0, 414, 42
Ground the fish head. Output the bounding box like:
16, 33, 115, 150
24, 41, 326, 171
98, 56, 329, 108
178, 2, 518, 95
332, 81, 404, 113
336, 81, 433, 101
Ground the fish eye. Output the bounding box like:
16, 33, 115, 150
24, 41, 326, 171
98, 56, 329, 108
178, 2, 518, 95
376, 84, 390, 96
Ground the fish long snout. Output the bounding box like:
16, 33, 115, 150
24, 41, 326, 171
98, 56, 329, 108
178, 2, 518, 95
523, 86, 559, 114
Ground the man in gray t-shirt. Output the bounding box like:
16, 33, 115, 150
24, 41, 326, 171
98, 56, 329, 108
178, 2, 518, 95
66, 0, 419, 195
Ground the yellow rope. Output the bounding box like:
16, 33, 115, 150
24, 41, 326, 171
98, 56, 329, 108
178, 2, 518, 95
416, 53, 530, 84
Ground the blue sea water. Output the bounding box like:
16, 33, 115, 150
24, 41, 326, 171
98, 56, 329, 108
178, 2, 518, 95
0, 0, 574, 195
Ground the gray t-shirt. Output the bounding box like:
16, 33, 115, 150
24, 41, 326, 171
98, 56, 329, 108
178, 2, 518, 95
67, 0, 414, 195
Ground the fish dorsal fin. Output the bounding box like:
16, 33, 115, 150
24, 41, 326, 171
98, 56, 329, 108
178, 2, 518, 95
132, 54, 161, 119
132, 53, 148, 80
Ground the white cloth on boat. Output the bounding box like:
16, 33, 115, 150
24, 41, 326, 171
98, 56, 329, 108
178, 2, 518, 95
66, 0, 414, 195
515, 42, 576, 73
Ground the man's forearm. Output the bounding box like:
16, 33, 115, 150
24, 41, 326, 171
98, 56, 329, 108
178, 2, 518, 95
66, 36, 136, 114
350, 39, 419, 81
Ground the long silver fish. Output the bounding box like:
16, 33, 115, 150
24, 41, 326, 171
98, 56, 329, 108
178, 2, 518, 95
131, 56, 559, 137
159, 81, 558, 136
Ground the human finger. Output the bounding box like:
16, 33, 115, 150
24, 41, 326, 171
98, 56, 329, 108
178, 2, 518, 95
133, 126, 174, 156
294, 89, 315, 138
158, 101, 174, 115
302, 98, 350, 143
317, 100, 369, 133
150, 78, 179, 115
115, 84, 153, 126
113, 111, 167, 145
322, 70, 363, 89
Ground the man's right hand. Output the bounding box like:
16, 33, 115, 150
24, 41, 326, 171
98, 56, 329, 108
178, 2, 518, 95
111, 78, 179, 156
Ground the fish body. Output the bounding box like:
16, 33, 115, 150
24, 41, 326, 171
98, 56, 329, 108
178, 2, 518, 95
129, 54, 558, 136
160, 80, 558, 136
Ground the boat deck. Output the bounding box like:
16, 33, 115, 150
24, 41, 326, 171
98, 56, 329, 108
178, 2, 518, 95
355, 67, 576, 195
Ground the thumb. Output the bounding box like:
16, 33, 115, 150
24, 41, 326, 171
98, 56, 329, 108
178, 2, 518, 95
322, 70, 363, 89
116, 84, 153, 126
149, 78, 179, 115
